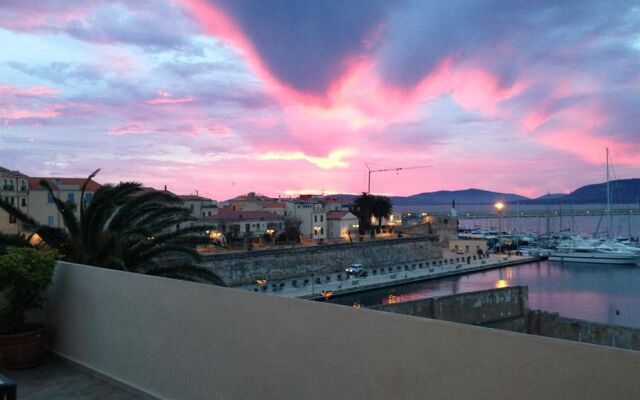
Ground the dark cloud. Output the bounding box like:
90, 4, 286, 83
210, 0, 402, 94
377, 0, 640, 88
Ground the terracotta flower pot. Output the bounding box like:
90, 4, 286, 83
0, 324, 47, 369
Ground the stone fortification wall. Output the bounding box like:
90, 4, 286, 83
372, 286, 528, 326
373, 286, 640, 352
528, 311, 640, 351
201, 235, 442, 286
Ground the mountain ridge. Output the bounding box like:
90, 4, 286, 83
328, 178, 640, 205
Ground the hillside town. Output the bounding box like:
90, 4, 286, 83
0, 166, 408, 248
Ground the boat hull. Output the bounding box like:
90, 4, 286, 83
549, 253, 639, 265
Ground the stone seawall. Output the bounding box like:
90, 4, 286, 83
372, 286, 529, 326
201, 235, 442, 286
528, 311, 640, 351
372, 286, 640, 352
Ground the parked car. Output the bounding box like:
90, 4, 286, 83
345, 263, 364, 276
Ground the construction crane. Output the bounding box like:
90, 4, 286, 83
365, 163, 432, 194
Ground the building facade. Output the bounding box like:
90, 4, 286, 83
0, 167, 29, 234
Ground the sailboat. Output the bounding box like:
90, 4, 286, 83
549, 148, 640, 266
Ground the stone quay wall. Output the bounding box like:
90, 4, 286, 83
528, 311, 640, 351
372, 286, 529, 326
201, 235, 442, 286
373, 286, 640, 352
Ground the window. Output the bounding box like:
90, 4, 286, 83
9, 215, 16, 224
84, 193, 93, 204
67, 192, 75, 203
320, 227, 324, 235
9, 196, 14, 205
320, 215, 323, 222
47, 193, 54, 204
47, 216, 54, 226
314, 215, 317, 222
21, 198, 26, 207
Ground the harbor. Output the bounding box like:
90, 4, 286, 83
330, 258, 640, 329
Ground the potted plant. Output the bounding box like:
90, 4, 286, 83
0, 247, 56, 369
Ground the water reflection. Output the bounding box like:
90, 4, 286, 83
330, 260, 640, 328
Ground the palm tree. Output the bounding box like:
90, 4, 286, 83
0, 170, 225, 285
372, 196, 393, 233
352, 192, 375, 235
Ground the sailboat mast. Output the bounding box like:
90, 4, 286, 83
606, 147, 612, 238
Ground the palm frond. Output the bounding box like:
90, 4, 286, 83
80, 168, 100, 216
0, 197, 40, 229
39, 179, 80, 237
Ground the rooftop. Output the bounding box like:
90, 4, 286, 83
0, 166, 27, 178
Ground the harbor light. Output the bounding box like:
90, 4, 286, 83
494, 202, 505, 254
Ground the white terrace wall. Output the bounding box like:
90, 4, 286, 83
46, 262, 640, 400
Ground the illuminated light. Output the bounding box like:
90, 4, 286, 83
321, 290, 333, 300
387, 294, 399, 304
256, 278, 267, 286
494, 202, 504, 211
352, 301, 362, 309
28, 233, 42, 246
495, 279, 508, 289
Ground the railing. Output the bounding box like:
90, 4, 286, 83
1, 185, 14, 191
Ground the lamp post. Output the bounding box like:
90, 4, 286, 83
494, 202, 505, 254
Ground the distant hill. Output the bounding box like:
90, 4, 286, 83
391, 188, 529, 206
563, 179, 640, 204
534, 193, 567, 201
328, 179, 640, 206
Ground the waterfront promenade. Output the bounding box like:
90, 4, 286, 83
236, 252, 538, 299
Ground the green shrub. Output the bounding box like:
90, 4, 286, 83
0, 247, 56, 334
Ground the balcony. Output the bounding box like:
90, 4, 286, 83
0, 185, 14, 192
2, 261, 639, 399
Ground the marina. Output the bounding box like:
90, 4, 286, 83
330, 259, 640, 328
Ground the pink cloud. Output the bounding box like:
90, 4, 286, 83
109, 124, 150, 136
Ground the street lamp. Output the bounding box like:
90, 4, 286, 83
494, 202, 505, 254
266, 228, 275, 245
256, 278, 267, 292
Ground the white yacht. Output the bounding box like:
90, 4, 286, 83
549, 240, 640, 265
549, 148, 640, 266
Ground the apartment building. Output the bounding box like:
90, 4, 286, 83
0, 167, 29, 234
179, 195, 219, 218
207, 210, 283, 236
28, 177, 101, 228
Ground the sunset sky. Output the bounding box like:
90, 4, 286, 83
1, 0, 639, 199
